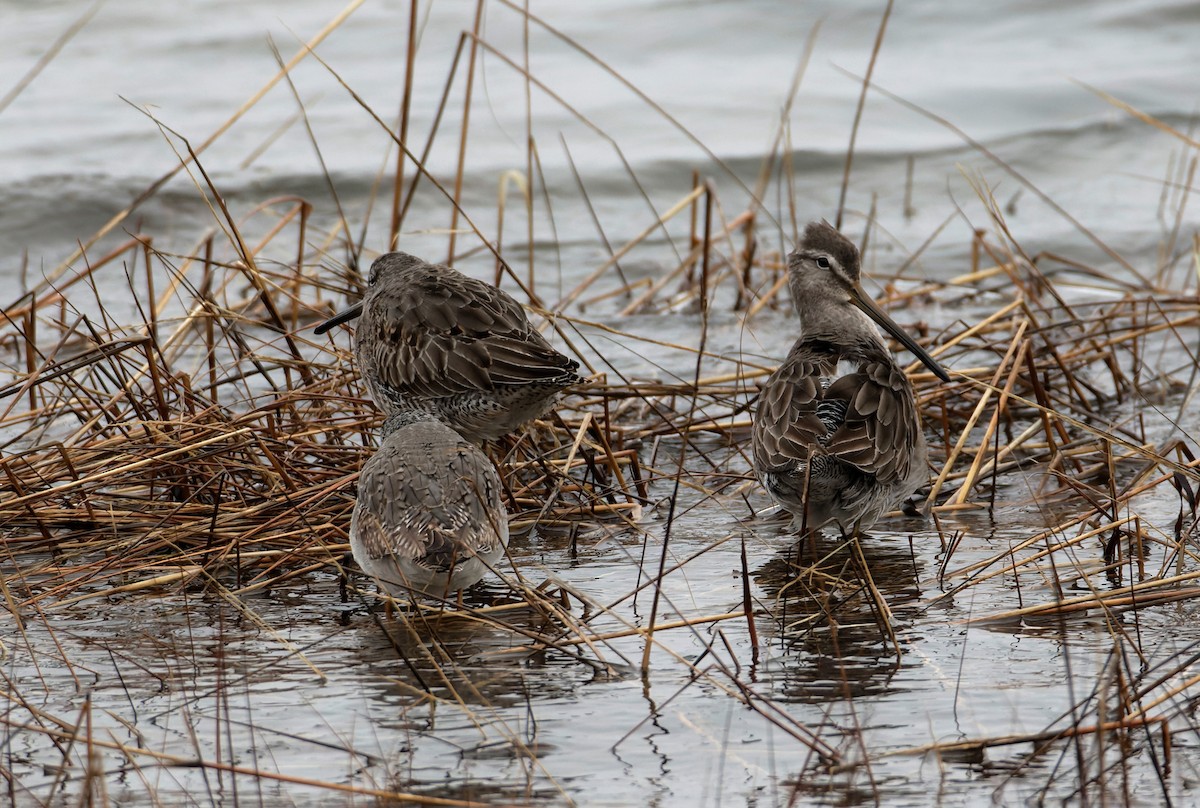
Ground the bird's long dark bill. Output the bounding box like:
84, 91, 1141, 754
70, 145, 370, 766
851, 286, 950, 382
313, 301, 364, 335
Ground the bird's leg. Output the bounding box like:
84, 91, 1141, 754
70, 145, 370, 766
799, 464, 814, 536
804, 526, 820, 561
338, 552, 353, 603
843, 517, 870, 543
799, 465, 819, 561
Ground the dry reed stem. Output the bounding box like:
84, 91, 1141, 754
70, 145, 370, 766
0, 713, 489, 806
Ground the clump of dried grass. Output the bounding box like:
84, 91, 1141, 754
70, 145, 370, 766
2, 162, 1197, 629
4, 2, 1200, 804
0, 241, 655, 614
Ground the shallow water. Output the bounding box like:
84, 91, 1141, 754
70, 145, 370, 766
9, 482, 1200, 806
4, 1, 1200, 806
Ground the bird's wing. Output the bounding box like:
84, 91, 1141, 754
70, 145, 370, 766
352, 441, 436, 563
819, 357, 920, 484
751, 347, 833, 474
754, 344, 920, 486
357, 271, 579, 399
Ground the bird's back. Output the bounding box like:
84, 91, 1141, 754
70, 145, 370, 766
351, 416, 508, 595
354, 256, 582, 439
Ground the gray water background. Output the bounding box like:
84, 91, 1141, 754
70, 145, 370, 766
3, 1, 1200, 806
4, 0, 1197, 278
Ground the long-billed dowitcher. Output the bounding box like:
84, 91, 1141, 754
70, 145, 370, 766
752, 221, 950, 536
316, 252, 583, 442
350, 409, 508, 597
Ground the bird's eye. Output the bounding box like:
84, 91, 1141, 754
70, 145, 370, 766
815, 256, 831, 270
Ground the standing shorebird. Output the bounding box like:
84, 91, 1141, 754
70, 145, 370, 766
350, 410, 509, 597
752, 221, 950, 536
315, 252, 584, 442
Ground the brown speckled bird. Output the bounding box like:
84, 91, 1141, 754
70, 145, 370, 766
350, 410, 508, 597
752, 221, 950, 536
315, 252, 583, 442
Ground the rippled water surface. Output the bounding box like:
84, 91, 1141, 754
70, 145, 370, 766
4, 0, 1198, 271
4, 1, 1200, 806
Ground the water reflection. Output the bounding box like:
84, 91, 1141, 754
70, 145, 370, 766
353, 596, 584, 705
752, 518, 928, 703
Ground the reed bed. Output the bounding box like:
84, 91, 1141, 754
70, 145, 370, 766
3, 1, 1200, 806
3, 182, 1197, 804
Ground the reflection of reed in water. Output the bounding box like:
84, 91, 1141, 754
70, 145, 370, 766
354, 594, 579, 709
753, 531, 926, 703
356, 604, 573, 802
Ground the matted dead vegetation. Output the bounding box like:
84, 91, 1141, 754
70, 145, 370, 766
3, 1, 1200, 806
